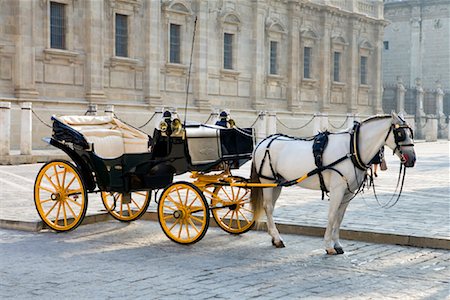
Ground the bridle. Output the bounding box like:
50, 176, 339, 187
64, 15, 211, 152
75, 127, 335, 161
384, 121, 415, 163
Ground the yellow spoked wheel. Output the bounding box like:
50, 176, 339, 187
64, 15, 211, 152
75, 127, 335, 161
158, 182, 209, 244
34, 160, 87, 232
209, 183, 255, 234
101, 191, 151, 222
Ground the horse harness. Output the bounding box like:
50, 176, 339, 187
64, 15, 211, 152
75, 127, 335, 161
256, 119, 413, 199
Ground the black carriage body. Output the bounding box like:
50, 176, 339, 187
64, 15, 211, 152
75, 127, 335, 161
49, 116, 253, 193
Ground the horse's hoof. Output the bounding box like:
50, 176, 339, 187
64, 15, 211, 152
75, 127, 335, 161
334, 247, 344, 255
325, 248, 337, 255
272, 238, 285, 248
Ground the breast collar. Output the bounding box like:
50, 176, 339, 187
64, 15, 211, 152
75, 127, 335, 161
350, 121, 370, 171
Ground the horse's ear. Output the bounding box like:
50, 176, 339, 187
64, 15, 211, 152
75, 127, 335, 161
391, 111, 399, 120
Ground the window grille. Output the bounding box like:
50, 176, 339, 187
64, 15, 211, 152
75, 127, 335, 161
270, 41, 278, 75
333, 52, 341, 82
224, 33, 233, 70
50, 2, 65, 49
360, 56, 367, 85
303, 47, 312, 79
115, 14, 128, 57
170, 24, 181, 63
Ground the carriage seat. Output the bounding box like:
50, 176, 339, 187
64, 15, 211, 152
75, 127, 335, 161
55, 115, 150, 159
185, 125, 221, 165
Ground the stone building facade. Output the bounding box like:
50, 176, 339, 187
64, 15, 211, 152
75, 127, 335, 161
383, 0, 450, 90
0, 0, 385, 150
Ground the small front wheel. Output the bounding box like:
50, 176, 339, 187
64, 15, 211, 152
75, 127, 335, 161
158, 182, 209, 244
34, 160, 87, 232
210, 184, 254, 234
101, 191, 151, 222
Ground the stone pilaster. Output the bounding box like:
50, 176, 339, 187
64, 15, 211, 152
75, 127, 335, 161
20, 102, 32, 155
396, 76, 406, 114
415, 78, 426, 139
409, 6, 422, 87
287, 2, 300, 111
145, 0, 162, 106
0, 102, 11, 156
251, 0, 267, 110
14, 0, 38, 99
373, 24, 384, 114
193, 0, 209, 110
85, 0, 106, 103
347, 17, 359, 113
319, 13, 331, 112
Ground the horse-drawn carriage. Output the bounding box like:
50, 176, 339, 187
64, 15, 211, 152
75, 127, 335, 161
35, 110, 416, 254
34, 112, 255, 244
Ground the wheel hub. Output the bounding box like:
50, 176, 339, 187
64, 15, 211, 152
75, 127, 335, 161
51, 193, 61, 201
173, 210, 184, 219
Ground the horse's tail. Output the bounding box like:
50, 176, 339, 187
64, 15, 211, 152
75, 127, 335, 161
250, 161, 264, 222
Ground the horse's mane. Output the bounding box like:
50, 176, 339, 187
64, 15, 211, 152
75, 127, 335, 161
361, 114, 391, 124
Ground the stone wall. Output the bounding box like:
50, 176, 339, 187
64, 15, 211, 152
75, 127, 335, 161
0, 0, 385, 150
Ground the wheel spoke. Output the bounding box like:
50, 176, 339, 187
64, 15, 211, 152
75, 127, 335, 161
61, 168, 67, 190
166, 195, 181, 208
44, 200, 59, 218
67, 188, 82, 196
187, 196, 200, 209
54, 202, 62, 224
39, 185, 55, 194
163, 205, 176, 212
53, 165, 62, 188
39, 198, 53, 204
185, 220, 190, 240
126, 203, 132, 217
66, 198, 82, 207
238, 210, 251, 223
190, 215, 205, 224
131, 198, 142, 211
64, 176, 76, 191
62, 201, 68, 227
168, 218, 180, 231
222, 188, 233, 202
65, 200, 77, 219
135, 191, 147, 197
228, 210, 235, 228
184, 188, 189, 206
164, 214, 175, 220
187, 218, 200, 234
177, 220, 184, 238
44, 173, 58, 191
221, 209, 232, 221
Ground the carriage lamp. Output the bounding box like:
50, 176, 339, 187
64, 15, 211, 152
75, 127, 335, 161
171, 118, 182, 134
228, 119, 236, 127
159, 120, 168, 132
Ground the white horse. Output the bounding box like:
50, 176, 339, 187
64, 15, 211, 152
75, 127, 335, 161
250, 112, 416, 255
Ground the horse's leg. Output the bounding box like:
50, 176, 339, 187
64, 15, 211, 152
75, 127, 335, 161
263, 187, 285, 248
331, 194, 352, 254
324, 186, 346, 255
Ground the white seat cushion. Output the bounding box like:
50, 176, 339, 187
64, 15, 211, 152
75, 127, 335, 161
81, 129, 125, 159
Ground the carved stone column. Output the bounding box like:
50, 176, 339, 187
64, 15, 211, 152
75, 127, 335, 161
251, 0, 267, 110
145, 0, 162, 106
435, 82, 446, 138
0, 102, 11, 156
85, 0, 106, 103
193, 0, 210, 110
20, 102, 32, 155
14, 0, 38, 99
373, 23, 384, 114
287, 2, 300, 111
415, 78, 426, 139
396, 76, 406, 114
319, 13, 332, 112
348, 17, 359, 113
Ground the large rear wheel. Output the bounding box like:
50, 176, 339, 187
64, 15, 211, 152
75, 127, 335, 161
34, 160, 87, 232
158, 182, 209, 244
101, 191, 151, 222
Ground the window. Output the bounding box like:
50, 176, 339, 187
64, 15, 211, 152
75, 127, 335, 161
270, 41, 278, 75
303, 47, 312, 79
383, 41, 389, 50
170, 24, 181, 63
224, 33, 233, 70
50, 2, 65, 49
333, 52, 341, 82
360, 56, 367, 85
115, 14, 128, 57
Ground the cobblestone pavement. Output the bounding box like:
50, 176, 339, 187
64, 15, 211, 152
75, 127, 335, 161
1, 221, 449, 299
1, 141, 448, 240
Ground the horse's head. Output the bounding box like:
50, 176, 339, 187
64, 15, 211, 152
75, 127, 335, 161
385, 112, 416, 167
